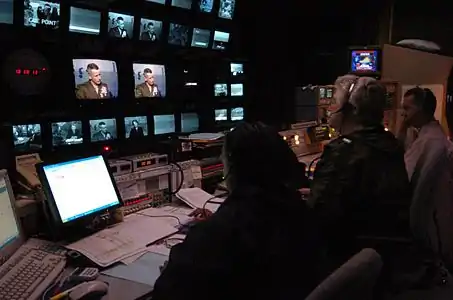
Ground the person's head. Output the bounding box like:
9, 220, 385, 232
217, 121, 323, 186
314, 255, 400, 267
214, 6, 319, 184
132, 120, 139, 128
143, 68, 155, 85
147, 22, 154, 32
222, 122, 304, 192
44, 4, 51, 13
98, 122, 107, 133
329, 74, 386, 134
12, 127, 17, 134
116, 17, 125, 29
71, 124, 77, 131
87, 63, 101, 85
402, 87, 436, 128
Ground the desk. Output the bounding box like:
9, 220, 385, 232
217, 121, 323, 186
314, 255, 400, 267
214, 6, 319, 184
99, 274, 152, 300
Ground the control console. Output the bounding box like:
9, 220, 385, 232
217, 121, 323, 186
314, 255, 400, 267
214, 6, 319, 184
122, 153, 168, 172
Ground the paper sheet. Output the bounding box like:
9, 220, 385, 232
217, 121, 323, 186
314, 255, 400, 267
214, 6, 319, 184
176, 188, 225, 212
66, 214, 178, 267
187, 133, 224, 141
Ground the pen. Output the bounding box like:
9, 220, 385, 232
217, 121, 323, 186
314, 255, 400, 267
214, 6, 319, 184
50, 285, 78, 300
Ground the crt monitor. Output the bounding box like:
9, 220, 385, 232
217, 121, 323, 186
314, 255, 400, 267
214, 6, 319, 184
218, 0, 235, 19
108, 12, 134, 39
231, 107, 244, 121
350, 49, 379, 73
214, 83, 228, 96
198, 0, 213, 12
168, 23, 190, 46
230, 83, 243, 96
69, 7, 101, 35
230, 63, 243, 76
154, 115, 175, 135
181, 113, 199, 133
139, 18, 163, 42
51, 121, 83, 146
0, 0, 13, 24
40, 155, 121, 224
215, 109, 227, 121
24, 0, 60, 29
191, 28, 211, 48
133, 63, 166, 98
124, 116, 148, 139
212, 31, 230, 50
12, 124, 42, 152
89, 118, 117, 142
73, 59, 118, 100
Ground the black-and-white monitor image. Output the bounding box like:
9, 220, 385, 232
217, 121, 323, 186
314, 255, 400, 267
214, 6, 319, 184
171, 0, 192, 9
69, 7, 101, 35
124, 116, 148, 139
181, 113, 199, 133
198, 0, 213, 12
0, 0, 13, 24
231, 83, 243, 96
89, 119, 117, 142
168, 23, 189, 46
214, 109, 227, 121
218, 0, 235, 19
191, 28, 210, 48
73, 59, 118, 100
133, 63, 166, 98
12, 124, 42, 151
146, 0, 165, 3
212, 31, 230, 50
108, 12, 134, 39
231, 107, 244, 121
214, 83, 228, 97
230, 63, 243, 76
154, 115, 175, 135
52, 121, 83, 146
24, 0, 60, 29
139, 18, 163, 42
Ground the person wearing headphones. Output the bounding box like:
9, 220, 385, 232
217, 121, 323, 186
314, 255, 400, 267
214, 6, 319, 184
152, 122, 320, 300
307, 75, 411, 274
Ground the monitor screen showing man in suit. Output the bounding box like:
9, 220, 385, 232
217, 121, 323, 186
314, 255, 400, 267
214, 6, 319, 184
139, 18, 162, 42
133, 64, 166, 98
51, 121, 83, 146
124, 116, 148, 139
107, 12, 134, 39
73, 59, 118, 100
89, 119, 117, 142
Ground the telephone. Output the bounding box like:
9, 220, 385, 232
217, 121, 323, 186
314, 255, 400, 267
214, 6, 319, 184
16, 153, 42, 189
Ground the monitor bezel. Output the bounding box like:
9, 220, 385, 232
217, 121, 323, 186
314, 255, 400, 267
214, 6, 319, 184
348, 47, 381, 75
37, 155, 122, 226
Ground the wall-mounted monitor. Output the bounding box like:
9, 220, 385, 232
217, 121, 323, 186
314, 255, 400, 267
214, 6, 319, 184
107, 12, 134, 39
139, 18, 163, 42
230, 83, 243, 96
154, 115, 175, 135
181, 113, 199, 133
146, 0, 166, 3
218, 0, 235, 19
214, 83, 228, 96
191, 28, 210, 48
24, 0, 60, 29
198, 0, 213, 12
171, 0, 192, 9
133, 63, 166, 98
231, 107, 244, 121
12, 124, 42, 151
0, 0, 13, 24
73, 59, 118, 100
69, 7, 100, 35
350, 49, 380, 73
214, 109, 227, 121
230, 63, 243, 76
168, 23, 189, 46
124, 116, 148, 139
212, 31, 230, 50
51, 121, 83, 146
89, 118, 117, 142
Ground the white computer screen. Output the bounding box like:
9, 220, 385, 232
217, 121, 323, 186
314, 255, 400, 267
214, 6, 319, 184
0, 178, 20, 249
43, 155, 120, 223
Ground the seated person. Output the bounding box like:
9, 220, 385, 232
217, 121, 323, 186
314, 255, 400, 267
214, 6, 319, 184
152, 122, 321, 300
307, 75, 411, 269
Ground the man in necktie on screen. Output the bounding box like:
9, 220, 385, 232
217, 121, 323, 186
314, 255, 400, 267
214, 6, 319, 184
135, 68, 162, 98
141, 22, 158, 41
76, 63, 112, 100
109, 17, 129, 38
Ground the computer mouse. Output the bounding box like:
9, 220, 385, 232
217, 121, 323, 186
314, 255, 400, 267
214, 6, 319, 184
69, 280, 109, 300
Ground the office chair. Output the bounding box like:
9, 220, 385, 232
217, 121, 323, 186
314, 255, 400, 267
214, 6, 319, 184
305, 248, 382, 300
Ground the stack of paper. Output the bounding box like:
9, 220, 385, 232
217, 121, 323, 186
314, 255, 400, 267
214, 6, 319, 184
176, 188, 225, 212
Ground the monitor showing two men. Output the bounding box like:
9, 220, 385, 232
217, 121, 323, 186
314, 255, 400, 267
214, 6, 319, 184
133, 64, 166, 98
24, 0, 60, 29
12, 124, 42, 151
124, 116, 148, 139
89, 119, 117, 142
154, 115, 175, 135
73, 59, 119, 100
52, 121, 83, 146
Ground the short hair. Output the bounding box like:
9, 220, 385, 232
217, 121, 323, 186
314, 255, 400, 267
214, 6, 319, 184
98, 122, 106, 126
86, 63, 99, 73
404, 87, 436, 117
117, 17, 124, 22
143, 68, 153, 75
147, 22, 154, 27
132, 119, 138, 125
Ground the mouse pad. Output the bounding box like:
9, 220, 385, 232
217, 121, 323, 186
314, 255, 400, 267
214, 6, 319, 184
101, 252, 168, 287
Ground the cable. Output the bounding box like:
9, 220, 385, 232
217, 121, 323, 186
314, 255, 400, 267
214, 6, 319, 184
168, 162, 184, 195
134, 212, 182, 226
308, 155, 321, 178
41, 268, 77, 300
201, 194, 228, 217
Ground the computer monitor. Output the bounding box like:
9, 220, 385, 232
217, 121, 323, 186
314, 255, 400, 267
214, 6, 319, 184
181, 113, 199, 133
12, 124, 42, 152
215, 109, 227, 121
230, 83, 243, 96
0, 0, 13, 24
51, 121, 83, 146
198, 0, 213, 12
231, 107, 244, 121
214, 83, 228, 96
146, 0, 165, 3
124, 116, 148, 139
218, 0, 235, 19
191, 28, 210, 48
24, 0, 60, 29
69, 7, 101, 35
171, 0, 192, 9
350, 49, 379, 73
168, 23, 190, 46
139, 18, 163, 42
39, 156, 121, 224
154, 115, 175, 135
133, 63, 166, 98
212, 31, 230, 50
107, 12, 134, 39
230, 63, 243, 76
89, 118, 117, 142
73, 59, 119, 100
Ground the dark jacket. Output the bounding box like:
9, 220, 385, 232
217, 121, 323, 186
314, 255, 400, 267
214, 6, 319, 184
152, 186, 321, 300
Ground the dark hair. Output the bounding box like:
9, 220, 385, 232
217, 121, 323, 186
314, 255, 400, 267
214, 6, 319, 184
98, 122, 106, 126
147, 22, 154, 27
86, 63, 99, 72
132, 119, 138, 125
117, 17, 124, 22
404, 87, 436, 117
143, 68, 153, 75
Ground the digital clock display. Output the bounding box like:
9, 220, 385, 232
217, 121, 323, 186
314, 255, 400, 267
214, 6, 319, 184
138, 159, 154, 167
15, 68, 48, 76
